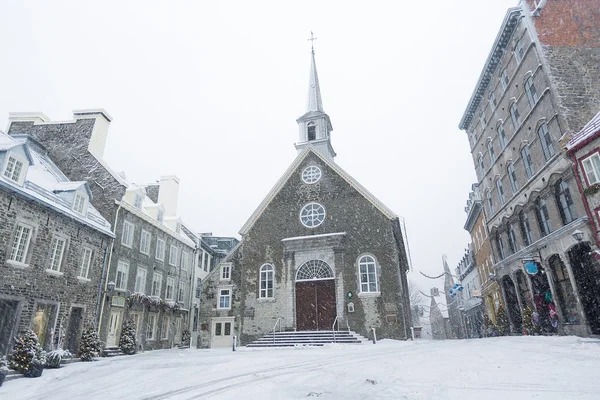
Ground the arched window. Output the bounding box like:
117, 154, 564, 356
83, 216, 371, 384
521, 145, 535, 178
358, 255, 378, 293
498, 123, 507, 149
259, 264, 274, 298
478, 154, 485, 177
508, 163, 518, 194
510, 102, 521, 130
519, 211, 533, 246
537, 123, 555, 161
525, 76, 538, 108
507, 224, 518, 254
299, 202, 326, 228
487, 140, 495, 164
555, 181, 576, 225
496, 233, 505, 260
535, 198, 552, 237
296, 260, 334, 281
496, 178, 505, 205
307, 122, 316, 141
486, 190, 495, 215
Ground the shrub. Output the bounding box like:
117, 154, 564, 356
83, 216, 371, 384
119, 319, 137, 355
79, 327, 103, 361
45, 349, 73, 368
181, 329, 191, 348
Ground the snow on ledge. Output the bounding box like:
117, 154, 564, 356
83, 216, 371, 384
281, 232, 346, 242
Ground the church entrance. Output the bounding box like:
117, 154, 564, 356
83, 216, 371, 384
295, 260, 336, 331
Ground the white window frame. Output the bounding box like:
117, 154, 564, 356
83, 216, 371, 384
169, 244, 178, 266
134, 267, 147, 294
166, 277, 175, 300
220, 263, 232, 281
134, 193, 143, 209
157, 209, 164, 223
178, 281, 185, 302
299, 202, 326, 228
140, 230, 151, 255
515, 38, 524, 62
2, 152, 27, 186
116, 260, 129, 290
155, 238, 165, 261
72, 191, 87, 215
121, 220, 134, 248
78, 247, 94, 279
525, 76, 538, 108
181, 251, 189, 272
582, 153, 600, 185
161, 316, 170, 340
301, 166, 322, 184
259, 264, 274, 299
152, 272, 163, 297
217, 287, 232, 310
48, 236, 67, 272
147, 314, 157, 340
9, 222, 33, 265
358, 255, 379, 294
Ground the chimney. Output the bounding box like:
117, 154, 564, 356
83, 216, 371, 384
158, 175, 180, 217
8, 112, 50, 125
73, 109, 112, 158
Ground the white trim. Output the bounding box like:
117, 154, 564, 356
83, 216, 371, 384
166, 277, 175, 300
299, 202, 326, 228
2, 151, 28, 187
281, 232, 346, 242
121, 220, 135, 248
582, 153, 600, 185
217, 287, 233, 310
301, 165, 322, 184
45, 269, 64, 277
48, 236, 67, 272
134, 267, 148, 294
259, 263, 274, 299
357, 254, 379, 294
72, 191, 88, 215
147, 313, 157, 341
169, 244, 178, 266
76, 276, 91, 283
140, 229, 151, 255
78, 247, 94, 279
155, 238, 166, 261
152, 272, 163, 297
220, 262, 232, 282
116, 260, 129, 290
6, 260, 30, 269
239, 148, 397, 235
9, 222, 33, 264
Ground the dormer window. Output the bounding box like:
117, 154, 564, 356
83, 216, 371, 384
73, 192, 87, 215
3, 154, 26, 185
157, 209, 164, 223
134, 193, 143, 209
307, 122, 316, 141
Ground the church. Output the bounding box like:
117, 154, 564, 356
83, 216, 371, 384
197, 45, 412, 347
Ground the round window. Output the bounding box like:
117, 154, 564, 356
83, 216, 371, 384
299, 202, 326, 228
301, 166, 322, 184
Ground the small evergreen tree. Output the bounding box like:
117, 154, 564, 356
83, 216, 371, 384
181, 329, 191, 348
119, 318, 137, 355
79, 327, 103, 361
522, 306, 535, 335
495, 305, 510, 336
9, 330, 45, 374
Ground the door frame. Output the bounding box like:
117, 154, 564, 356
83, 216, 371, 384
211, 317, 235, 348
107, 309, 123, 347
0, 294, 24, 356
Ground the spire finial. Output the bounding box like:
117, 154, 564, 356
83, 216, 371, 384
308, 31, 317, 54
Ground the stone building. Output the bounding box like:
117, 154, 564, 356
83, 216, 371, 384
464, 184, 502, 324
442, 256, 465, 339
197, 47, 411, 348
428, 288, 450, 340
455, 246, 484, 338
6, 111, 196, 350
458, 0, 600, 336
0, 132, 113, 356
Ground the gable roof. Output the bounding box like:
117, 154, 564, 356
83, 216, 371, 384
239, 146, 397, 235
565, 110, 600, 152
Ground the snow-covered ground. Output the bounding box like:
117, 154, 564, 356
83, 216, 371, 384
3, 336, 600, 399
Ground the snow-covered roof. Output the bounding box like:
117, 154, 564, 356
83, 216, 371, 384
566, 110, 600, 151
0, 133, 113, 236
239, 147, 398, 235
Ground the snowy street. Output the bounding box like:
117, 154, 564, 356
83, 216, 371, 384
3, 336, 600, 399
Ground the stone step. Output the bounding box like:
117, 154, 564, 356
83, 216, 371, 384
245, 330, 365, 348
103, 347, 124, 357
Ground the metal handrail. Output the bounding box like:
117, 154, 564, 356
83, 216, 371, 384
332, 316, 339, 343
346, 319, 351, 332
273, 318, 282, 344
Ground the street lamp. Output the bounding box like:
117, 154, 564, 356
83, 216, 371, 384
105, 281, 116, 301
572, 230, 585, 242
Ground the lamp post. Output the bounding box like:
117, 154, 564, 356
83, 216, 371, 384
572, 229, 585, 242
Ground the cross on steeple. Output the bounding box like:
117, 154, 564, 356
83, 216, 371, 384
308, 31, 317, 53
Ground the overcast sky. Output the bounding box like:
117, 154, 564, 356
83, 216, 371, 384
0, 0, 519, 295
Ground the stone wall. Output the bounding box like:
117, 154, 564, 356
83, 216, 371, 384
0, 186, 110, 354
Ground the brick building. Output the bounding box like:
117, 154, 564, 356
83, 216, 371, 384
197, 47, 411, 348
459, 0, 600, 336
0, 132, 113, 356
6, 111, 196, 351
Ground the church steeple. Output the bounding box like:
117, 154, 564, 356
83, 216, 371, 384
295, 32, 336, 160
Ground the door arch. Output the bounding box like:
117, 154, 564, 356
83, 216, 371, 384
295, 260, 336, 331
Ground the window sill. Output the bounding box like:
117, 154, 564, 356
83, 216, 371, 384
45, 269, 64, 277
121, 243, 133, 249
358, 292, 381, 298
6, 260, 30, 269
77, 277, 91, 283
257, 297, 276, 303
114, 288, 128, 294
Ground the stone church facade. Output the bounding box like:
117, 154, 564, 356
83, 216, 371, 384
197, 47, 411, 347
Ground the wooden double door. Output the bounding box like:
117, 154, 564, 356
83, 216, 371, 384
295, 280, 336, 331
